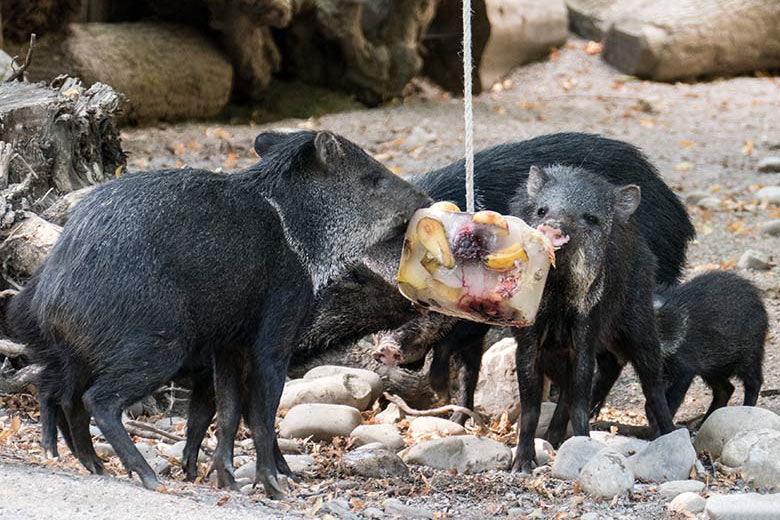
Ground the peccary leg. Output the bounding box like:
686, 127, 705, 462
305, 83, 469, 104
664, 373, 695, 420
64, 397, 105, 475
511, 326, 544, 473
742, 374, 761, 407
703, 377, 734, 420
82, 340, 185, 490
429, 341, 452, 403
569, 323, 596, 438
40, 396, 61, 458
448, 323, 489, 425
182, 373, 215, 482
212, 347, 244, 491
589, 352, 624, 418
625, 330, 675, 436
56, 406, 76, 456
545, 371, 572, 447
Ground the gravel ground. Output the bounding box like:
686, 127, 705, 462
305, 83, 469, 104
1, 35, 778, 518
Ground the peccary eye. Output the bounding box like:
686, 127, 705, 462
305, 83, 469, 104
584, 214, 599, 225
536, 207, 548, 218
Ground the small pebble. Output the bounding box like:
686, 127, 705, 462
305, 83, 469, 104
240, 483, 254, 495
696, 197, 721, 209
737, 250, 771, 271
363, 507, 384, 519
760, 220, 780, 236
668, 491, 705, 514
383, 498, 434, 519
757, 157, 780, 173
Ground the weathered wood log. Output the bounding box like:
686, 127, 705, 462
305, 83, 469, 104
0, 77, 124, 203
0, 362, 39, 393
39, 186, 94, 226
18, 22, 234, 121
0, 212, 61, 279
0, 338, 26, 358
280, 0, 439, 105
601, 0, 780, 80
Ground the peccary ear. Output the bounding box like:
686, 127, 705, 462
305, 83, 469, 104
526, 165, 548, 198
254, 131, 295, 157
615, 184, 641, 223
314, 131, 344, 169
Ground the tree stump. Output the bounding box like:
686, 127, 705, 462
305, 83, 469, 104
600, 0, 780, 80
279, 0, 440, 105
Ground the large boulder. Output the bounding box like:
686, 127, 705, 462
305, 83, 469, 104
626, 428, 696, 483
280, 374, 373, 410
278, 403, 362, 441
694, 407, 780, 458
473, 338, 521, 422
551, 436, 606, 480
577, 448, 634, 498
304, 365, 383, 402
401, 436, 512, 473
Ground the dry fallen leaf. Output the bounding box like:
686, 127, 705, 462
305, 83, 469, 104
583, 41, 603, 55
676, 162, 694, 172
0, 416, 20, 443
679, 141, 694, 148
224, 152, 237, 168
741, 140, 754, 155
216, 496, 230, 506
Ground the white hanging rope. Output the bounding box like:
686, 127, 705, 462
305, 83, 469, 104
462, 0, 475, 213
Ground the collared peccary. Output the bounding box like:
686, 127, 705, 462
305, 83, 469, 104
508, 164, 675, 472
7, 130, 431, 494
590, 270, 768, 428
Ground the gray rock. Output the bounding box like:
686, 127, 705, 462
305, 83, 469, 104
627, 428, 695, 482
383, 498, 434, 519
363, 507, 385, 519
284, 454, 317, 474
303, 365, 383, 402
350, 424, 405, 451
737, 250, 772, 271
89, 425, 103, 438
152, 416, 186, 431
720, 429, 780, 467
149, 456, 171, 475
125, 401, 145, 418
280, 375, 373, 411
580, 514, 600, 520
0, 51, 12, 82
685, 191, 712, 205
234, 461, 255, 481
278, 403, 362, 441
697, 197, 721, 209
590, 431, 649, 457
578, 448, 634, 498
760, 220, 780, 236
738, 435, 780, 490
240, 484, 255, 495
401, 435, 512, 473
473, 338, 521, 422
94, 442, 115, 458
537, 401, 572, 438
668, 492, 705, 514
535, 438, 555, 466
756, 186, 780, 204
277, 438, 301, 454
235, 478, 252, 487
134, 442, 159, 460
758, 157, 780, 173
322, 500, 360, 520
551, 436, 607, 480
408, 417, 466, 437
694, 407, 780, 458
705, 493, 780, 519
158, 440, 206, 462
342, 445, 408, 478
376, 403, 404, 424
657, 479, 705, 499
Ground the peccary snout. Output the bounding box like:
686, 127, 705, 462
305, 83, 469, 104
537, 220, 570, 248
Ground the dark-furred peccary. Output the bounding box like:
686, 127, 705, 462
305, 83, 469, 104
7, 130, 430, 494
509, 164, 675, 473
590, 270, 768, 428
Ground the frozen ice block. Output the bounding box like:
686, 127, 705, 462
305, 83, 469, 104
396, 202, 555, 327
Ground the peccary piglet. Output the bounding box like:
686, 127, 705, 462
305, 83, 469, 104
590, 270, 768, 427
9, 130, 430, 495
509, 164, 674, 472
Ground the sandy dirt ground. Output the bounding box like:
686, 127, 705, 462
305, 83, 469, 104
1, 36, 778, 519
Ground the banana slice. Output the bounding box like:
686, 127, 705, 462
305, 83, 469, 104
430, 201, 461, 213
416, 217, 455, 269
484, 243, 529, 271
472, 210, 509, 235
428, 279, 462, 304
